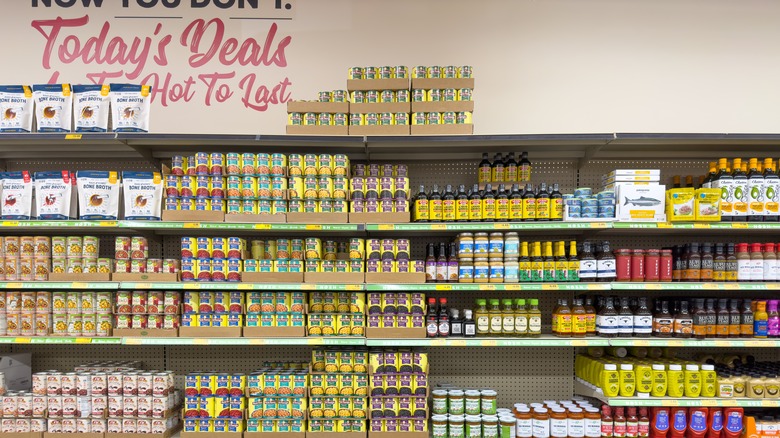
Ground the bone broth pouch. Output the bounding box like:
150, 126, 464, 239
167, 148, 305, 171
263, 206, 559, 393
35, 171, 74, 220
0, 86, 34, 133
110, 84, 152, 132
77, 170, 120, 220
1, 171, 34, 219
73, 84, 110, 132
122, 171, 163, 221
33, 84, 72, 132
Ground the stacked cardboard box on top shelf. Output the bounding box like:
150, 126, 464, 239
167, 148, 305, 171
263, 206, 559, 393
287, 65, 474, 136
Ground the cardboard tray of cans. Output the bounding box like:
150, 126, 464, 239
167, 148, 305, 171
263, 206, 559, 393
6, 434, 43, 438
350, 102, 411, 113
181, 432, 241, 438
307, 432, 367, 438
111, 273, 179, 282
161, 210, 225, 223
107, 425, 180, 438
44, 433, 103, 438
178, 327, 242, 338
411, 124, 474, 135
286, 212, 348, 224
112, 328, 179, 338
370, 431, 428, 438
245, 432, 305, 438
287, 101, 350, 113
411, 101, 475, 113
364, 327, 426, 339
410, 77, 475, 89
223, 213, 286, 223
347, 212, 410, 224
47, 273, 112, 282
286, 125, 349, 135
347, 78, 410, 91
240, 272, 304, 283
348, 125, 410, 136
242, 326, 306, 338
304, 272, 365, 284
364, 273, 425, 284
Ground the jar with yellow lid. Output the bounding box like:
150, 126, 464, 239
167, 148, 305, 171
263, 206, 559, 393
489, 232, 504, 259
474, 258, 490, 283
474, 233, 489, 256
459, 259, 474, 283
458, 233, 474, 257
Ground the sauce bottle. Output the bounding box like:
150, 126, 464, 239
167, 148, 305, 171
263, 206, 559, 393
412, 185, 429, 222
571, 298, 587, 338
532, 407, 550, 438
672, 246, 684, 281
527, 299, 542, 337
651, 364, 668, 397
424, 243, 436, 282
436, 242, 448, 282
550, 407, 568, 438
536, 183, 551, 221
441, 184, 456, 222
585, 407, 602, 438
531, 242, 544, 282
489, 298, 503, 336
597, 241, 617, 282
501, 298, 515, 336
618, 297, 634, 338
634, 297, 652, 337
701, 243, 714, 281
519, 151, 532, 182
619, 364, 636, 396
478, 153, 491, 184
504, 152, 518, 183
707, 408, 723, 438
602, 405, 615, 438
584, 297, 597, 336
716, 298, 730, 338
522, 183, 536, 221
437, 298, 449, 337
614, 407, 627, 437
748, 157, 765, 221
569, 241, 581, 282
519, 242, 531, 282
701, 364, 717, 397
429, 184, 443, 222
597, 297, 619, 338
550, 183, 564, 221
569, 407, 586, 438
713, 243, 727, 281
474, 299, 489, 336
726, 243, 738, 281
638, 408, 650, 438
673, 300, 693, 338
653, 300, 673, 338
693, 298, 707, 339
448, 242, 459, 283
754, 300, 769, 338
732, 157, 749, 221
764, 158, 780, 222
729, 299, 742, 338
627, 407, 639, 438
555, 241, 568, 282
741, 299, 754, 337
650, 407, 670, 438
426, 297, 438, 338
636, 362, 653, 397
543, 241, 556, 282
686, 243, 701, 281
684, 364, 702, 397
714, 158, 734, 221
514, 298, 528, 336
768, 299, 780, 338
556, 299, 572, 338
580, 242, 597, 281
450, 308, 463, 337
764, 243, 777, 281
705, 299, 717, 338
482, 183, 496, 222
495, 184, 509, 222
751, 243, 764, 281
669, 408, 688, 438
667, 364, 685, 397
687, 408, 708, 438
491, 153, 505, 183
509, 184, 523, 221
455, 185, 469, 222
463, 309, 476, 337
468, 183, 482, 222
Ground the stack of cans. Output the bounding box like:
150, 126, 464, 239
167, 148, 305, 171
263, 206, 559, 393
350, 163, 410, 213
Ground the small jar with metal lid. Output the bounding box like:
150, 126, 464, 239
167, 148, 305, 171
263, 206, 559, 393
504, 232, 520, 259
449, 389, 465, 415
474, 233, 489, 256
488, 232, 504, 259
474, 258, 490, 283
481, 389, 498, 414
465, 415, 482, 438
432, 414, 449, 438
449, 415, 465, 438
482, 415, 499, 438
459, 259, 474, 283
464, 390, 482, 415
432, 389, 448, 414
489, 260, 504, 283
458, 233, 474, 257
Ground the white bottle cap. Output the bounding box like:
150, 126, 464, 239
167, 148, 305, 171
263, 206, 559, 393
620, 364, 634, 371
652, 364, 665, 371
669, 364, 682, 371
702, 364, 715, 371
686, 364, 699, 371
604, 364, 617, 371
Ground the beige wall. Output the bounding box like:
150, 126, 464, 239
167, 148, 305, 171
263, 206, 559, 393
4, 0, 780, 134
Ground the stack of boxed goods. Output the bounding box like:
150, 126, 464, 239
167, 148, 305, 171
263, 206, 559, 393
347, 66, 411, 135
562, 188, 616, 221
286, 90, 351, 135
184, 371, 248, 433
606, 169, 667, 222
308, 348, 369, 434
368, 350, 429, 436
410, 65, 474, 135
246, 362, 308, 434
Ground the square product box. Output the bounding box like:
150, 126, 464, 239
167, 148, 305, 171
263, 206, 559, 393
602, 175, 660, 185
606, 169, 661, 177
286, 125, 349, 135
287, 101, 349, 113
615, 183, 667, 222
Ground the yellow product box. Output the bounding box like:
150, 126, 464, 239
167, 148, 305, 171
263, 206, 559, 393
695, 188, 722, 221
666, 187, 695, 221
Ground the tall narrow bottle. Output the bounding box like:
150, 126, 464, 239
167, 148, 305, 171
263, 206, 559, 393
714, 158, 733, 221
522, 183, 536, 221
455, 185, 469, 222
482, 183, 496, 222
509, 184, 523, 222
478, 153, 491, 184
543, 241, 556, 282
527, 299, 542, 337
491, 153, 504, 183
536, 183, 551, 221
429, 184, 443, 222
568, 241, 580, 282
412, 185, 429, 222
504, 152, 518, 183
747, 158, 764, 221
764, 158, 780, 222
550, 183, 564, 221
468, 183, 482, 222
732, 158, 748, 222
519, 241, 531, 282
518, 151, 532, 182
702, 162, 717, 188
442, 184, 456, 222
531, 242, 544, 282
495, 184, 509, 222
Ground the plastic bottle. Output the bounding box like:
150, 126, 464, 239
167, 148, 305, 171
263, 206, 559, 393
687, 408, 708, 438
601, 363, 620, 397
684, 364, 702, 397
636, 362, 653, 397
627, 407, 639, 438
707, 408, 723, 438
669, 408, 688, 438
602, 405, 614, 438
722, 408, 743, 438
754, 300, 769, 338
768, 300, 780, 338
651, 364, 668, 397
650, 407, 670, 438
701, 364, 717, 397
638, 408, 650, 438
614, 407, 627, 438
666, 364, 685, 397
527, 299, 542, 337
619, 364, 636, 397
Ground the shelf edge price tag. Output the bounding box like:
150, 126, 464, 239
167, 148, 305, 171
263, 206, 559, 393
306, 224, 322, 230
183, 222, 201, 229
377, 224, 395, 230
430, 224, 447, 230
65, 134, 82, 140
571, 340, 588, 347
724, 284, 740, 290
645, 284, 662, 290
451, 340, 467, 347
193, 338, 209, 345
542, 284, 559, 290
505, 284, 521, 291
1, 221, 19, 227
75, 338, 91, 344
345, 284, 362, 291
183, 283, 199, 290
481, 340, 497, 346
480, 284, 496, 291
5, 283, 22, 289
301, 284, 315, 290
657, 223, 672, 228
254, 224, 271, 230
731, 223, 749, 229
14, 338, 31, 344
493, 223, 510, 229
435, 284, 452, 291
71, 282, 87, 289
590, 222, 608, 228
237, 284, 252, 290
693, 223, 711, 229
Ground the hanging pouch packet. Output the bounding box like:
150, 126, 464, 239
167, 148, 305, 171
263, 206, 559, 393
0, 86, 34, 132
110, 83, 152, 132
77, 170, 120, 220
73, 84, 110, 132
122, 171, 163, 220
33, 84, 72, 132
2, 171, 34, 219
35, 171, 74, 220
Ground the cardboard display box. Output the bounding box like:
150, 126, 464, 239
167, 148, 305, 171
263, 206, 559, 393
111, 273, 178, 282
307, 433, 367, 438
365, 327, 426, 339
45, 433, 103, 438
348, 212, 410, 224
6, 434, 43, 438
350, 102, 411, 113
106, 423, 180, 438
244, 433, 305, 438
411, 77, 475, 89
224, 213, 286, 223
347, 78, 410, 91
178, 327, 242, 338
287, 101, 349, 113
286, 126, 349, 135
242, 326, 306, 338
161, 210, 224, 223
47, 273, 112, 282
411, 124, 473, 135
304, 272, 365, 284
369, 432, 428, 438
181, 433, 242, 438
348, 125, 410, 136
615, 183, 667, 222
286, 212, 348, 224
112, 328, 179, 338
411, 101, 474, 113
364, 273, 425, 284
0, 353, 31, 391
241, 272, 304, 283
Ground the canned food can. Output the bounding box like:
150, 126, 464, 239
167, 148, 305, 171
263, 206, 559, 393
332, 90, 348, 103
458, 65, 473, 78
379, 113, 394, 125
411, 112, 426, 125
350, 91, 365, 104
195, 175, 211, 197
241, 176, 257, 198
81, 314, 96, 336
210, 176, 225, 198
333, 113, 348, 126
378, 66, 393, 79
271, 200, 287, 215
442, 111, 457, 124
318, 177, 333, 198
271, 176, 287, 199
171, 155, 186, 175
364, 66, 378, 79
365, 90, 380, 103
210, 153, 225, 175
256, 153, 271, 175
394, 65, 409, 78
257, 175, 271, 198
319, 199, 333, 213
380, 90, 395, 103
19, 236, 33, 257
131, 237, 147, 259
194, 197, 210, 211
318, 154, 333, 176
427, 66, 442, 78
332, 177, 348, 199
165, 175, 180, 197
442, 65, 458, 78
395, 89, 410, 103
411, 89, 426, 102
317, 113, 332, 126
456, 111, 473, 124
225, 153, 240, 175
65, 236, 82, 258
411, 66, 427, 78
349, 113, 363, 126
96, 315, 112, 337
318, 91, 333, 102
348, 67, 363, 79
442, 88, 457, 101
427, 89, 442, 102
394, 199, 409, 212
66, 258, 82, 274
288, 199, 303, 213
210, 198, 225, 212
365, 113, 379, 126
164, 197, 179, 211
303, 113, 318, 126
426, 112, 442, 125
458, 88, 473, 101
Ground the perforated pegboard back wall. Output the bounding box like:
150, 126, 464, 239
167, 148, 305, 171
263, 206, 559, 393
5, 160, 158, 173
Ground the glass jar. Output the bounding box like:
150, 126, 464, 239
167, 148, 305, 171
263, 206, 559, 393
474, 233, 489, 256
489, 260, 504, 283
458, 233, 474, 257
449, 414, 465, 438
645, 249, 661, 282
459, 259, 474, 283
489, 232, 505, 259
614, 249, 632, 281
432, 390, 448, 414
466, 415, 482, 438
465, 390, 481, 415
474, 258, 490, 283
504, 232, 520, 258
432, 414, 449, 438
449, 389, 465, 415
481, 389, 498, 414
483, 415, 499, 438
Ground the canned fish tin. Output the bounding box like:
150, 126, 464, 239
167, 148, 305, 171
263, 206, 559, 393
318, 91, 333, 102
365, 90, 380, 103
379, 113, 394, 126
458, 65, 473, 78
411, 112, 426, 125
317, 113, 332, 126
380, 90, 395, 103
349, 113, 363, 126
411, 89, 426, 102
303, 113, 318, 126
426, 112, 442, 125
442, 88, 457, 102
394, 65, 409, 78
348, 67, 363, 80
364, 66, 378, 79
333, 113, 348, 126
456, 111, 473, 124
378, 66, 393, 79
428, 89, 442, 102
442, 112, 457, 124
350, 91, 365, 104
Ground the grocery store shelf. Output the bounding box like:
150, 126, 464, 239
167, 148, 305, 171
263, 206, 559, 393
607, 338, 780, 348
612, 282, 780, 290
366, 283, 610, 291
120, 282, 365, 290
122, 336, 364, 346
366, 336, 610, 347
575, 380, 780, 407
365, 222, 611, 232
612, 222, 780, 231
0, 220, 119, 230
122, 221, 363, 233
0, 281, 119, 289
0, 337, 121, 344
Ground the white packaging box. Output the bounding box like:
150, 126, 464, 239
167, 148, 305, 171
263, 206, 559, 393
0, 353, 32, 391
607, 169, 661, 177
615, 183, 667, 222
